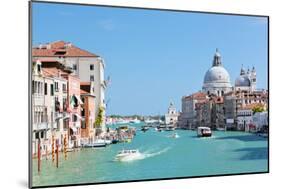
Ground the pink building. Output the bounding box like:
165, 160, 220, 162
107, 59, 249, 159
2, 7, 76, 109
62, 73, 83, 147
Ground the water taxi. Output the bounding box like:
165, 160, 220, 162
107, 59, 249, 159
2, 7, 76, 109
197, 127, 212, 137
115, 149, 141, 161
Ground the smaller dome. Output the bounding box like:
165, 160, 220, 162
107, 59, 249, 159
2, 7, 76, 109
235, 75, 251, 87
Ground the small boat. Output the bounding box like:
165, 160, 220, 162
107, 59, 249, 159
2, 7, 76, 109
197, 127, 212, 137
83, 139, 107, 148
112, 139, 119, 144
104, 139, 112, 145
115, 149, 141, 161
141, 126, 149, 132
165, 126, 176, 131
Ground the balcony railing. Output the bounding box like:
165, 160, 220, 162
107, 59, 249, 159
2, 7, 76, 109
55, 112, 63, 120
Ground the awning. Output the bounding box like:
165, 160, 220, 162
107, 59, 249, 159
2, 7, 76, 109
70, 127, 77, 132
74, 113, 85, 121
74, 95, 83, 105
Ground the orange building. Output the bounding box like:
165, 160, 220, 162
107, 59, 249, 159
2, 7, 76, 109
80, 83, 96, 144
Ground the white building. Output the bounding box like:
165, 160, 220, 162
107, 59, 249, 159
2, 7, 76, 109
253, 111, 268, 131
33, 41, 107, 132
165, 102, 179, 125
32, 60, 49, 157
237, 107, 253, 131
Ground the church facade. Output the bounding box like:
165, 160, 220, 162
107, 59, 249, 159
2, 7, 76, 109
178, 49, 264, 130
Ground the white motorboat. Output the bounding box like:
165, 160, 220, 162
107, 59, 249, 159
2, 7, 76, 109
197, 127, 212, 137
115, 149, 141, 161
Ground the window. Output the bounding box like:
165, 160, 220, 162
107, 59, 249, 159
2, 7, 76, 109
37, 64, 41, 73
44, 83, 48, 95
81, 108, 85, 117
55, 82, 59, 92
62, 83, 67, 93
50, 84, 54, 96
32, 81, 35, 94
73, 64, 77, 70
63, 119, 68, 130
35, 132, 39, 139
55, 97, 60, 112
90, 75, 94, 81
90, 64, 94, 70
73, 114, 78, 122
81, 121, 86, 129
63, 98, 67, 111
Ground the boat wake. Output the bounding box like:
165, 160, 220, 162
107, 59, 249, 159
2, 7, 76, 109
115, 147, 171, 162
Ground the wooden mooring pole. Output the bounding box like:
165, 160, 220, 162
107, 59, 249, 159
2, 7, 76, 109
56, 139, 59, 168
37, 139, 41, 173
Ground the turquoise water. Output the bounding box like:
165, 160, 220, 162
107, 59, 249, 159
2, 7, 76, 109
33, 125, 268, 187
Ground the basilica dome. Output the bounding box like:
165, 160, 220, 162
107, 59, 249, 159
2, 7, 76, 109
204, 66, 231, 84
202, 49, 232, 96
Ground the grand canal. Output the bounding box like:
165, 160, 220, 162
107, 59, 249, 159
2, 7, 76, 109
33, 124, 268, 187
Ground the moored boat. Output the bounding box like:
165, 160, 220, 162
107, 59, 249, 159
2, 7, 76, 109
83, 139, 107, 148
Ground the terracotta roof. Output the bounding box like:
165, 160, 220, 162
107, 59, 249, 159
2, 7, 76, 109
42, 67, 68, 78
33, 41, 99, 57
80, 89, 88, 95
80, 82, 91, 86
184, 92, 207, 100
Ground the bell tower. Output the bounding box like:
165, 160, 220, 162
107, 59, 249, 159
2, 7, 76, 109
250, 66, 257, 91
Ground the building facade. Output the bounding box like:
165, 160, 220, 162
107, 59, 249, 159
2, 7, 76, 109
164, 102, 179, 125
80, 83, 96, 144
33, 41, 107, 132
178, 92, 207, 129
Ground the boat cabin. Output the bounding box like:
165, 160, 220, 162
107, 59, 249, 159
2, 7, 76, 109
197, 127, 212, 137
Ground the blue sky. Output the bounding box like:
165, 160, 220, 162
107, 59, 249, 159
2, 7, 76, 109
32, 2, 268, 116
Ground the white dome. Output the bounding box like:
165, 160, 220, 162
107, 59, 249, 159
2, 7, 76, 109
235, 75, 251, 87
203, 66, 231, 84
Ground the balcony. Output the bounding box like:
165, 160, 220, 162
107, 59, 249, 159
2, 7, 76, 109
33, 122, 48, 131
55, 112, 63, 120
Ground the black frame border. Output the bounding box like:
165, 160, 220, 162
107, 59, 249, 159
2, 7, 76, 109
28, 0, 270, 188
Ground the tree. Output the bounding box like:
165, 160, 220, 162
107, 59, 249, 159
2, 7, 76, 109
252, 104, 264, 114
94, 106, 105, 128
